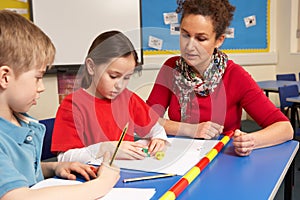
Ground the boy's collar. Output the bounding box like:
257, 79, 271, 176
14, 112, 38, 124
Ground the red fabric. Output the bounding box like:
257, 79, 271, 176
51, 88, 159, 153
147, 56, 289, 132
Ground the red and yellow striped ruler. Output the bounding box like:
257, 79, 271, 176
159, 130, 234, 200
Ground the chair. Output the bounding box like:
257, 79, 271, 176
276, 73, 296, 81
278, 85, 300, 132
39, 118, 57, 161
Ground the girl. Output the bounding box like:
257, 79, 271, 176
51, 31, 168, 163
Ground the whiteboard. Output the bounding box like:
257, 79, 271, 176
31, 0, 142, 65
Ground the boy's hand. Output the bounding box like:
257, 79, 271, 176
95, 152, 120, 195
97, 152, 120, 178
54, 162, 97, 181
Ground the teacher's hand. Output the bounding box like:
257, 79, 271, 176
183, 121, 223, 139
232, 129, 255, 156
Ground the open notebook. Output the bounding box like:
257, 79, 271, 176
90, 138, 219, 175
31, 178, 155, 200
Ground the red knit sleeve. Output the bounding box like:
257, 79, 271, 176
229, 61, 289, 128
146, 56, 179, 117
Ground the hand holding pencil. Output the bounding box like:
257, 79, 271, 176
97, 123, 148, 161
97, 123, 150, 162
95, 152, 120, 193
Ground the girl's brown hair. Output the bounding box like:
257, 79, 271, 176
81, 30, 139, 88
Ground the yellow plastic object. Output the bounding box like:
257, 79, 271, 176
155, 151, 165, 160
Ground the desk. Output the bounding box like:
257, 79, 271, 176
114, 140, 299, 200
256, 80, 300, 97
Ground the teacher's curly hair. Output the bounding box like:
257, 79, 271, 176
176, 0, 236, 39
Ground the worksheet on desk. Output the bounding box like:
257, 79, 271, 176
114, 138, 218, 175
30, 178, 156, 200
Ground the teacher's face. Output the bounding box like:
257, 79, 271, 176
180, 14, 224, 74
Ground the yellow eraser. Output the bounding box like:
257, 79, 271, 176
155, 151, 165, 160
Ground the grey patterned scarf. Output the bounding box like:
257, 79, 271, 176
174, 49, 228, 121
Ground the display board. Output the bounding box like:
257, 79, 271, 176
141, 0, 270, 55
0, 0, 31, 20
31, 0, 142, 66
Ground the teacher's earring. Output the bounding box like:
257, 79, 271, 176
214, 47, 218, 54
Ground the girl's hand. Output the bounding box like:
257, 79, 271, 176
232, 129, 255, 156
98, 141, 148, 160
147, 138, 166, 156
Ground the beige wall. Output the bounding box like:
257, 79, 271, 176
29, 74, 59, 120
29, 58, 278, 120
277, 0, 300, 74
29, 0, 299, 120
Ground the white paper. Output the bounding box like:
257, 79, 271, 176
101, 188, 155, 200
163, 12, 178, 24
31, 178, 155, 200
114, 138, 218, 175
170, 23, 180, 35
225, 27, 235, 38
244, 15, 256, 28
5, 8, 28, 15
30, 178, 82, 189
148, 35, 163, 50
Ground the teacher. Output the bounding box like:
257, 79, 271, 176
146, 0, 293, 156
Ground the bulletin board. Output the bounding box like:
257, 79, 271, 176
141, 0, 270, 55
0, 0, 31, 20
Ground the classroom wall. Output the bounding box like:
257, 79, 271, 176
29, 0, 298, 120
276, 0, 300, 74
29, 57, 277, 120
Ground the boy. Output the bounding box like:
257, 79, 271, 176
0, 10, 119, 200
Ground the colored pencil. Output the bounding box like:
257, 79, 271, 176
109, 122, 129, 166
123, 173, 177, 183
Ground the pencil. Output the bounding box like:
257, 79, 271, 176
109, 122, 129, 166
123, 173, 177, 183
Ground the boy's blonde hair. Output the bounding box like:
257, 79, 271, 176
0, 10, 55, 77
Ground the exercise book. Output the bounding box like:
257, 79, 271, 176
30, 178, 156, 200
90, 138, 219, 175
